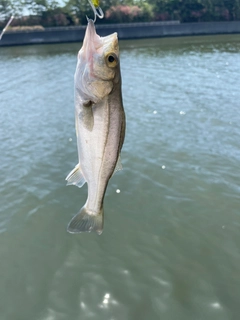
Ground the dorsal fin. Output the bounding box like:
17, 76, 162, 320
113, 155, 122, 175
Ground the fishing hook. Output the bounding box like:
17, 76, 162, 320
87, 0, 104, 23
0, 15, 14, 41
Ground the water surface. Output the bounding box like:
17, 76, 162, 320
1, 34, 240, 320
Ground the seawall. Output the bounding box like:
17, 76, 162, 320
1, 21, 240, 47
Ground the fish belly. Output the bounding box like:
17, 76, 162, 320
67, 92, 124, 234
80, 96, 122, 207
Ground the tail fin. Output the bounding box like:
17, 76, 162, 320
67, 206, 103, 235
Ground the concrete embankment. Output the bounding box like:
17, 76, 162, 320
1, 21, 240, 47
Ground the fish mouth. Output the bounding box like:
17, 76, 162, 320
102, 33, 118, 53
82, 19, 118, 54
82, 19, 102, 52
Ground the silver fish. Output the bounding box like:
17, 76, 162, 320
66, 19, 125, 235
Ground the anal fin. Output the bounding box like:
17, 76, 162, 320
66, 164, 86, 188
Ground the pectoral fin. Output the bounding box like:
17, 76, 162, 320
66, 164, 86, 188
79, 101, 94, 131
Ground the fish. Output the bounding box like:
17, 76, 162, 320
66, 19, 125, 235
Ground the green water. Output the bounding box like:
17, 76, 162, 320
1, 34, 240, 320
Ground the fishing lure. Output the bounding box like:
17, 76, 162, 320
87, 0, 104, 22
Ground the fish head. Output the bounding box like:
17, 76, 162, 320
75, 19, 120, 103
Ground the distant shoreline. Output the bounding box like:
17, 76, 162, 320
1, 21, 240, 47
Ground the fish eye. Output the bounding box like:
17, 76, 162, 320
106, 53, 118, 68
108, 55, 115, 63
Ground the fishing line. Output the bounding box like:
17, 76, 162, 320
0, 15, 14, 41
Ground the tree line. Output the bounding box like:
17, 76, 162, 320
1, 0, 240, 29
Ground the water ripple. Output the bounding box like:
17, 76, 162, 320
1, 34, 240, 320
